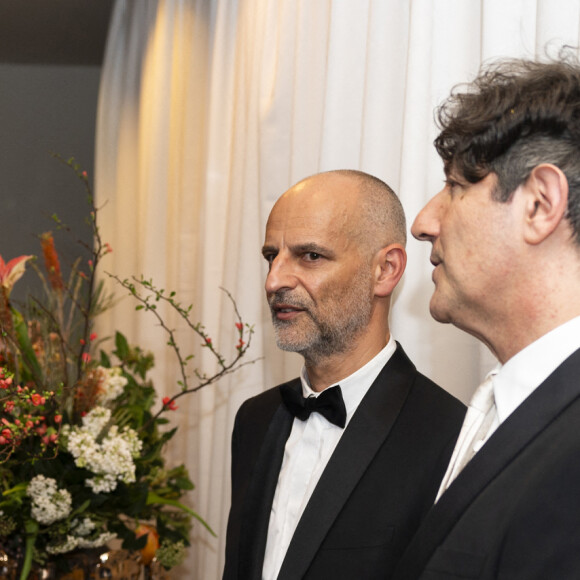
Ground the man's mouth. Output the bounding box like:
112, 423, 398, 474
270, 302, 307, 321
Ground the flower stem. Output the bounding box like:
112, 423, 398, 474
20, 520, 39, 580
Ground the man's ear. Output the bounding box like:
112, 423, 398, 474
521, 163, 569, 245
374, 244, 407, 297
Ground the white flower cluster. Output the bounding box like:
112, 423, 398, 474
46, 530, 117, 555
26, 475, 72, 525
94, 366, 128, 404
46, 516, 117, 554
73, 517, 96, 536
65, 406, 143, 493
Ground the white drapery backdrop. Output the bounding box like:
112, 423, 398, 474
95, 1, 580, 577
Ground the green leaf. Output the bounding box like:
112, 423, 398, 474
146, 491, 216, 537
12, 308, 43, 383
99, 350, 112, 367
115, 331, 130, 360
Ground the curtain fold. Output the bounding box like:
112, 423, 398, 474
95, 1, 580, 576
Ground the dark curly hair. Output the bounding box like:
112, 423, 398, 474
435, 51, 580, 240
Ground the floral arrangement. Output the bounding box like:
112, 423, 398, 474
0, 158, 253, 579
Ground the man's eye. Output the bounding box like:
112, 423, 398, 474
304, 252, 321, 261
263, 253, 276, 265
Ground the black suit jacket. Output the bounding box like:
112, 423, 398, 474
393, 347, 580, 580
223, 343, 465, 579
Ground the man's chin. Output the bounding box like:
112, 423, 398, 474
273, 328, 309, 353
429, 299, 452, 324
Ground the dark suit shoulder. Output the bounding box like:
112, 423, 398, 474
234, 378, 298, 423
232, 378, 299, 456
408, 370, 465, 420
391, 343, 465, 423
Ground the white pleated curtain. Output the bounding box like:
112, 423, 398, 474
95, 1, 580, 577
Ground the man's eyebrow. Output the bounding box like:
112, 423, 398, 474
292, 242, 327, 254
261, 242, 334, 257
261, 244, 277, 257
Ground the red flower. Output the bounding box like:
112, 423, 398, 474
235, 322, 243, 331
42, 433, 58, 446
82, 352, 91, 364
0, 377, 12, 389
89, 333, 97, 341
4, 400, 14, 413
30, 393, 45, 406
162, 396, 178, 411
54, 414, 62, 424
205, 338, 212, 345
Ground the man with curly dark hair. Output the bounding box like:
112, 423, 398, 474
394, 52, 580, 580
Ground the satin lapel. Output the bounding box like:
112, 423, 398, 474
277, 345, 415, 580
238, 383, 296, 580
395, 347, 580, 579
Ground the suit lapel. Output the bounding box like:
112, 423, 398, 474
394, 347, 580, 579
238, 382, 296, 580
277, 345, 416, 580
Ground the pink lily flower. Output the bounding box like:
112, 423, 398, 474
0, 255, 33, 295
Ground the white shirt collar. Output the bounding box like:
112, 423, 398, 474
494, 315, 580, 423
300, 335, 397, 425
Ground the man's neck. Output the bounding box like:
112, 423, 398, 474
304, 336, 389, 392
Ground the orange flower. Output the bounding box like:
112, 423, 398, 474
135, 524, 159, 565
40, 233, 64, 291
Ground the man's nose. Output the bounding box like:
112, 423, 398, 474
265, 255, 297, 294
411, 190, 445, 242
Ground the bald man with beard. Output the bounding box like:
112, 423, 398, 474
223, 170, 465, 580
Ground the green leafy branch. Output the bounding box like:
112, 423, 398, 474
109, 275, 261, 423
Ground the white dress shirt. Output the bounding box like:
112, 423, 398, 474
261, 337, 397, 580
492, 315, 580, 429
437, 315, 580, 503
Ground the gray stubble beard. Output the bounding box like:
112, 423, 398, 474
269, 277, 374, 366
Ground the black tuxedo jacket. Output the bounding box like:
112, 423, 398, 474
223, 343, 465, 579
393, 347, 580, 580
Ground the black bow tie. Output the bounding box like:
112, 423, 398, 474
280, 383, 347, 428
